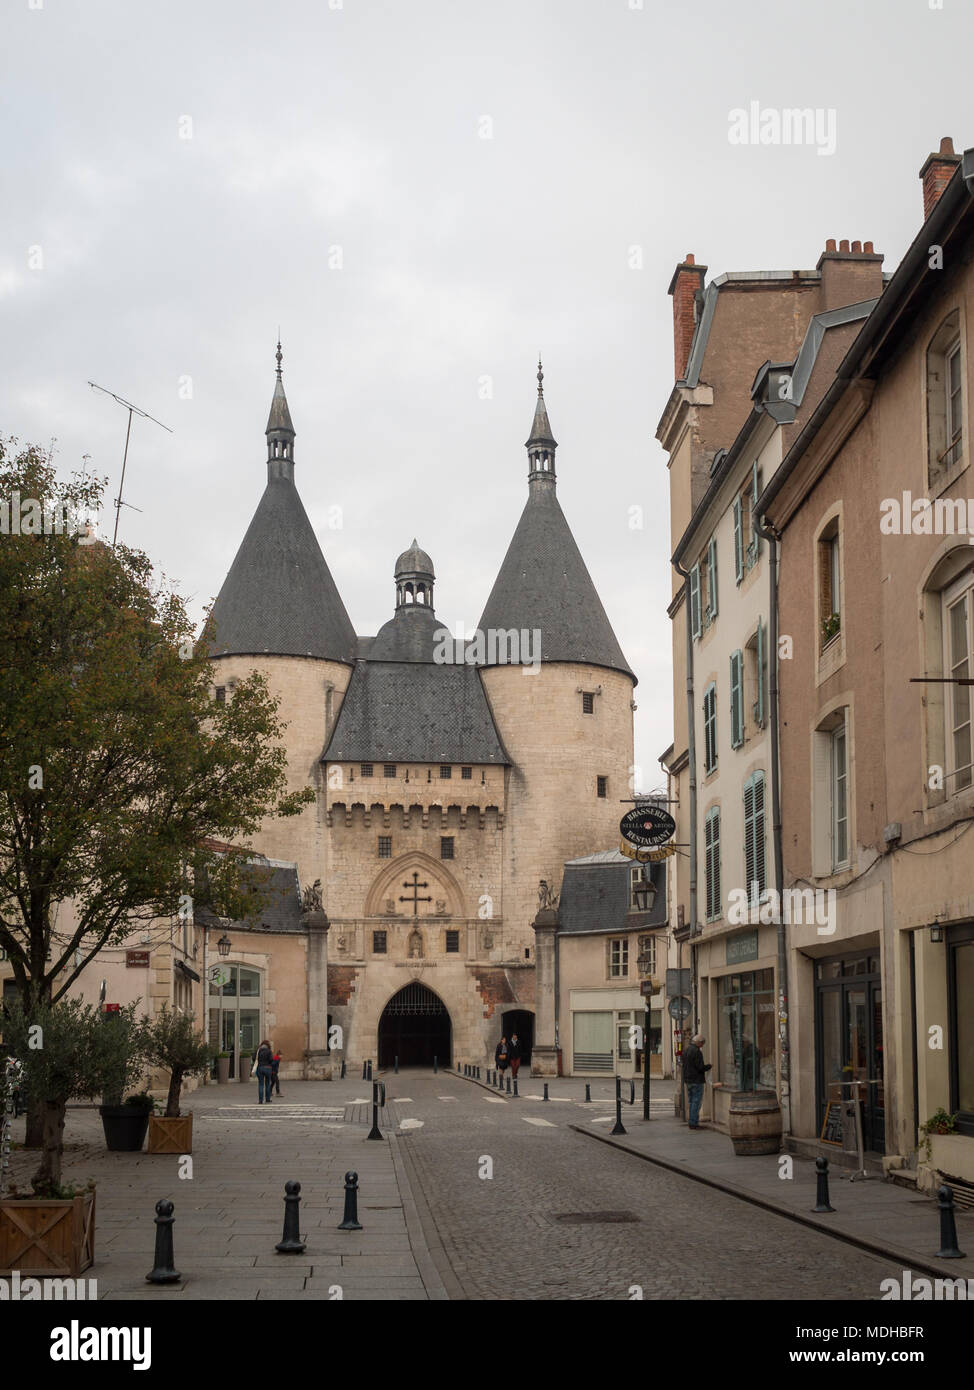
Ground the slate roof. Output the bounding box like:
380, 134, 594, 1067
478, 482, 635, 680
558, 851, 667, 935
368, 605, 448, 663
324, 661, 508, 764
195, 859, 304, 934
206, 475, 359, 662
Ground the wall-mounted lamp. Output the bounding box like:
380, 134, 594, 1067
930, 923, 944, 943
217, 934, 232, 958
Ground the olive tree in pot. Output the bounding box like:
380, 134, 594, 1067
95, 1007, 153, 1152
145, 1006, 214, 1153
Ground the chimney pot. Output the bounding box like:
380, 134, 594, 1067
939, 136, 956, 156
851, 240, 862, 254
825, 238, 837, 252
864, 241, 874, 253
667, 254, 708, 381
685, 253, 695, 264
839, 239, 850, 253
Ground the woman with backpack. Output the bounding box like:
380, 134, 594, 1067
495, 1035, 509, 1076
253, 1038, 274, 1104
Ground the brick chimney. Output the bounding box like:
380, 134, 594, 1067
919, 137, 961, 220
815, 238, 884, 310
667, 253, 707, 381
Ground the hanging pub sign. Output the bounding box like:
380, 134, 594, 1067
619, 840, 676, 863
620, 805, 676, 849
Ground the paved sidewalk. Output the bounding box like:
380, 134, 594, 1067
4, 1078, 448, 1301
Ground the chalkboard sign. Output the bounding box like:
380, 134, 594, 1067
820, 1101, 844, 1146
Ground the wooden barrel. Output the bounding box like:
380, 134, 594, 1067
728, 1090, 782, 1155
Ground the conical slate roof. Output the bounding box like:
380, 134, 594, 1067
207, 477, 358, 661
265, 374, 295, 437
369, 604, 448, 663
478, 482, 634, 680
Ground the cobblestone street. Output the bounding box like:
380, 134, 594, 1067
396, 1071, 907, 1301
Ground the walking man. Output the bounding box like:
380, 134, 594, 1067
255, 1038, 274, 1104
508, 1032, 522, 1081
682, 1033, 711, 1129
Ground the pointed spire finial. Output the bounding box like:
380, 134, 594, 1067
275, 337, 283, 377
537, 355, 544, 396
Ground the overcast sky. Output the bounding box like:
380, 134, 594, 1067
2, 0, 971, 783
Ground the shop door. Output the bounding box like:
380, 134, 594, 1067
816, 960, 884, 1152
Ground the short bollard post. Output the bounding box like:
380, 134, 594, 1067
394, 1055, 399, 1075
433, 1055, 438, 1074
812, 1156, 835, 1213
338, 1170, 363, 1231
543, 1083, 549, 1102
464, 1064, 468, 1076
936, 1184, 967, 1259
367, 1081, 384, 1141
367, 1059, 373, 1081
584, 1083, 591, 1103
361, 1059, 367, 1080
611, 1076, 626, 1135
513, 1076, 519, 1098
506, 1075, 511, 1095
340, 1060, 346, 1079
275, 1180, 306, 1254
146, 1199, 180, 1284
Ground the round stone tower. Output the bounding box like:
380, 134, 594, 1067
478, 362, 636, 953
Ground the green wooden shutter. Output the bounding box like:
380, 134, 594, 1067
753, 772, 766, 898
690, 564, 701, 638
743, 776, 756, 903
707, 536, 718, 618
755, 620, 765, 727
752, 463, 762, 557
730, 650, 743, 748
733, 497, 744, 581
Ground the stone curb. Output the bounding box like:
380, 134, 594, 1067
387, 1132, 455, 1302
571, 1123, 962, 1282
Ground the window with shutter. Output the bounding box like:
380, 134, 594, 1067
733, 498, 744, 581
751, 462, 763, 560
744, 771, 766, 905
703, 684, 717, 773
730, 650, 744, 748
707, 536, 718, 618
754, 621, 765, 727
690, 564, 702, 638
705, 808, 721, 921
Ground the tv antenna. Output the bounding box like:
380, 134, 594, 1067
88, 380, 172, 545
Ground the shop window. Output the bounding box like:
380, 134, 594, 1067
573, 1011, 613, 1072
617, 1010, 634, 1060
944, 572, 973, 792
717, 969, 776, 1091
949, 930, 974, 1128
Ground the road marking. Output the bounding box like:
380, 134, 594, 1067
399, 1118, 425, 1130
484, 1098, 507, 1104
522, 1117, 555, 1127
437, 1096, 458, 1102
590, 1116, 618, 1124
521, 1095, 573, 1102
393, 1097, 413, 1102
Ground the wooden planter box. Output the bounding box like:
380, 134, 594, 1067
147, 1114, 193, 1154
0, 1191, 95, 1276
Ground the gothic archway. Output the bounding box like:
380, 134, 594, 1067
378, 981, 452, 1068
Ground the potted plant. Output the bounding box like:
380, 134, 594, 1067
216, 1051, 231, 1084
0, 999, 147, 1273
144, 1006, 214, 1153
919, 1107, 957, 1162
96, 1008, 153, 1152
100, 1092, 154, 1152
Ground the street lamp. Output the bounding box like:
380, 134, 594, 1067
633, 876, 657, 914
217, 935, 232, 958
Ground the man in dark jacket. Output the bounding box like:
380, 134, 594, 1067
682, 1033, 711, 1129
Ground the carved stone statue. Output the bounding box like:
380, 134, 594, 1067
336, 935, 347, 953
538, 879, 559, 913
408, 929, 424, 959
302, 878, 323, 913
384, 898, 397, 916
435, 899, 447, 916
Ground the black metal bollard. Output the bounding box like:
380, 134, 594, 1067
506, 1074, 511, 1094
433, 1055, 438, 1074
394, 1055, 399, 1075
338, 1170, 363, 1231
367, 1059, 373, 1081
543, 1083, 549, 1102
611, 1076, 626, 1135
513, 1076, 518, 1098
584, 1083, 591, 1103
812, 1156, 835, 1213
146, 1199, 180, 1284
275, 1180, 306, 1254
340, 1060, 346, 1080
367, 1081, 385, 1141
361, 1059, 367, 1081
498, 1070, 504, 1089
936, 1184, 966, 1258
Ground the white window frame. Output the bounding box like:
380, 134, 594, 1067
944, 570, 974, 793
703, 682, 718, 774
830, 720, 850, 871
609, 938, 629, 979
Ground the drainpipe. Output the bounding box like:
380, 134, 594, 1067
755, 513, 791, 1137
673, 558, 698, 1117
